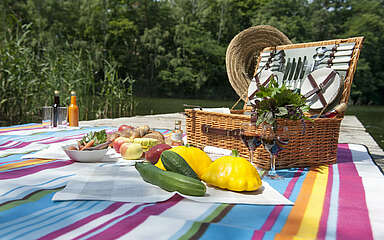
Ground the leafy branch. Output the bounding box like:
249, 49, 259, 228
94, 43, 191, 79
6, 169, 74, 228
253, 78, 310, 126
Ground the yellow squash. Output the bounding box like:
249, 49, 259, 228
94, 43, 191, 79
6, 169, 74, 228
155, 146, 212, 178
201, 156, 262, 192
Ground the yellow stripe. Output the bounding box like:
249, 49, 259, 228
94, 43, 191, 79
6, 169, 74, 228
0, 159, 54, 171
0, 124, 43, 132
276, 171, 317, 240
295, 167, 329, 239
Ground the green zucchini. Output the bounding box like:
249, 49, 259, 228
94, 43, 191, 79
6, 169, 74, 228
135, 162, 206, 196
161, 150, 199, 180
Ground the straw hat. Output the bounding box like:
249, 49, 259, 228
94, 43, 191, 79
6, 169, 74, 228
226, 25, 292, 101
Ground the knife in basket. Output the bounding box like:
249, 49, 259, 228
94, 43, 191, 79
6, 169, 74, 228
297, 56, 308, 90
287, 58, 296, 88
293, 57, 302, 90
282, 58, 291, 84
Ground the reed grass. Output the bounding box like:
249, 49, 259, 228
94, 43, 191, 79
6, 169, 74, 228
0, 24, 136, 125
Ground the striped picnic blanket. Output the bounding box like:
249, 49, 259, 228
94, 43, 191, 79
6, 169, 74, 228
0, 123, 383, 240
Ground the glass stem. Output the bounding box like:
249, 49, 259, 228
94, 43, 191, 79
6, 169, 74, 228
249, 150, 254, 163
269, 154, 276, 176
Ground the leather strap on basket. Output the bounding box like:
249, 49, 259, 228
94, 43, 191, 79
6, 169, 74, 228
201, 124, 241, 137
304, 70, 336, 108
249, 74, 273, 100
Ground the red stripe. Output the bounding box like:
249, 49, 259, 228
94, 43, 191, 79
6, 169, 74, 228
336, 144, 374, 239
0, 140, 12, 147
252, 170, 303, 239
39, 202, 125, 240
0, 142, 30, 150
41, 136, 83, 144
72, 203, 147, 240
87, 195, 183, 239
316, 166, 333, 239
0, 137, 55, 150
0, 160, 73, 179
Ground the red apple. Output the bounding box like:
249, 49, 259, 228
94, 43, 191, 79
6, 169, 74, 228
113, 136, 131, 153
145, 144, 172, 164
118, 124, 134, 133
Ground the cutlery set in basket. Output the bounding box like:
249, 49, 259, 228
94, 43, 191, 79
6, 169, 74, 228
185, 26, 364, 169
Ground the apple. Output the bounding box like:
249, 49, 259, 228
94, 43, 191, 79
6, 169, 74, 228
145, 144, 172, 164
113, 136, 131, 153
118, 124, 134, 133
120, 143, 143, 160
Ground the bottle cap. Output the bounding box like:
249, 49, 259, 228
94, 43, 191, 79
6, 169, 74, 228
54, 90, 59, 95
71, 91, 76, 96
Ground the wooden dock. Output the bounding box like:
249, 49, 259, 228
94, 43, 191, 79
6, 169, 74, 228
80, 114, 384, 171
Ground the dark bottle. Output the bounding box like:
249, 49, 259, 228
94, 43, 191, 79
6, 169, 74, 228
52, 90, 60, 127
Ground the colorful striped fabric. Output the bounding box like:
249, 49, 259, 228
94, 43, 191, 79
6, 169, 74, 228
0, 123, 383, 240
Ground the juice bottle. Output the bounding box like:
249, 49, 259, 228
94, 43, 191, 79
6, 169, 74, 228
68, 91, 79, 127
170, 120, 183, 146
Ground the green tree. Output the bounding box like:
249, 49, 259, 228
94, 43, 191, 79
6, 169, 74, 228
342, 0, 384, 104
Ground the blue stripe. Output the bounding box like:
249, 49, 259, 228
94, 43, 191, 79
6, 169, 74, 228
0, 182, 69, 205
270, 170, 308, 233
198, 222, 254, 240
325, 164, 339, 240
0, 192, 69, 225
217, 172, 295, 230
169, 221, 194, 240
0, 174, 74, 197
0, 154, 25, 164
220, 204, 274, 230
8, 201, 95, 239
0, 138, 13, 145
0, 196, 78, 235
12, 201, 108, 239
27, 201, 114, 239
261, 230, 279, 240
0, 151, 50, 166
169, 204, 220, 240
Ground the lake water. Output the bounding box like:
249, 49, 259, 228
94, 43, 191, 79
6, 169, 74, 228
345, 106, 384, 149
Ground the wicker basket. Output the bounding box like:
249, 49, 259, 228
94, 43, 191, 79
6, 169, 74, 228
185, 36, 364, 169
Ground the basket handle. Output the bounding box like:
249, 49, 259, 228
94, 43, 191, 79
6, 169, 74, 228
201, 124, 241, 137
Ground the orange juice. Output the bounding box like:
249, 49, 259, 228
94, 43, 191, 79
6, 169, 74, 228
68, 91, 79, 127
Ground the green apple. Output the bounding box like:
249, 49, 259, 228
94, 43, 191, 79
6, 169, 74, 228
120, 143, 143, 160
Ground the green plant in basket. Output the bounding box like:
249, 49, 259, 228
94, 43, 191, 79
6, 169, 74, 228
253, 78, 311, 126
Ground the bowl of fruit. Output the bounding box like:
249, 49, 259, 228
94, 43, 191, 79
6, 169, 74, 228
63, 130, 111, 162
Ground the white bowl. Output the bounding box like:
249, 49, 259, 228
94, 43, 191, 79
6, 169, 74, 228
62, 145, 109, 162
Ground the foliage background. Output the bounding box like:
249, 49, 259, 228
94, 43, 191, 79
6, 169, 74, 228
1, 0, 383, 124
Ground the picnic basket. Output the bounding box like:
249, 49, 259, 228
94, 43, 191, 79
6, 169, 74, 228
185, 35, 364, 169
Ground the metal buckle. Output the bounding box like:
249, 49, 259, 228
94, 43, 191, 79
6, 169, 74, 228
201, 124, 209, 133
319, 82, 325, 92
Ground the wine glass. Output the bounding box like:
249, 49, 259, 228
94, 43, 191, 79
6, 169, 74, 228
261, 123, 289, 179
240, 122, 262, 164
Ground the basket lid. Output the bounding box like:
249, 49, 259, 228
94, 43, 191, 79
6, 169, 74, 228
226, 25, 292, 101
